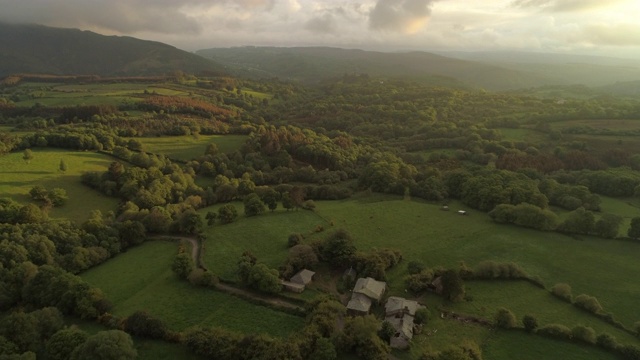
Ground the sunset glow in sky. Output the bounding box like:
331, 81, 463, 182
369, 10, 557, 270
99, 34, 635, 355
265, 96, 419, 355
1, 0, 639, 57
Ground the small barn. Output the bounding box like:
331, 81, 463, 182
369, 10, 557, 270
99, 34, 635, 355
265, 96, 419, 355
282, 269, 315, 293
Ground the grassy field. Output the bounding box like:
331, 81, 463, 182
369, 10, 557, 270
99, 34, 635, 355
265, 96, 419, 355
81, 240, 304, 337
0, 148, 118, 222
550, 119, 640, 131
136, 135, 248, 161
498, 128, 547, 142
306, 195, 640, 328
199, 204, 329, 280
448, 281, 638, 345
68, 317, 204, 360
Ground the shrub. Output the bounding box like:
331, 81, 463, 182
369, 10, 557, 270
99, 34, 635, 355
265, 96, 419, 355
473, 261, 527, 279
596, 333, 618, 350
618, 345, 640, 360
123, 311, 168, 339
405, 270, 434, 294
551, 283, 572, 302
188, 269, 219, 287
415, 308, 430, 325
522, 314, 538, 333
407, 261, 426, 275
494, 308, 517, 329
573, 294, 603, 314
287, 233, 304, 248
302, 200, 316, 210
571, 325, 596, 344
536, 324, 572, 340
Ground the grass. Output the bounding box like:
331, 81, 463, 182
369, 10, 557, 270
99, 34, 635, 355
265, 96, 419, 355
67, 317, 205, 360
310, 195, 640, 328
551, 119, 640, 131
81, 240, 304, 337
448, 280, 638, 345
498, 128, 546, 142
0, 148, 118, 222
481, 330, 618, 360
199, 204, 328, 280
135, 135, 248, 161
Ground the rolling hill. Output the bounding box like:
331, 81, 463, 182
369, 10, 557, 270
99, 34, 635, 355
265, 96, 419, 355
197, 46, 640, 91
0, 22, 224, 77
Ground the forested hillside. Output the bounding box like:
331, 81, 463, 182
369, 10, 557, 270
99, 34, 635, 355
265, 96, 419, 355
0, 23, 224, 77
2, 67, 640, 358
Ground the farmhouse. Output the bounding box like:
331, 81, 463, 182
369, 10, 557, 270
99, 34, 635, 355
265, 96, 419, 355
282, 269, 315, 293
346, 277, 387, 314
384, 296, 424, 349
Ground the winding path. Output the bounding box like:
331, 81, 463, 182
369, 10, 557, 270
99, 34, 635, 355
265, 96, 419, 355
151, 235, 304, 312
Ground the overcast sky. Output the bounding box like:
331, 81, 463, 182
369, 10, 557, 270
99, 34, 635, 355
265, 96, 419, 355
1, 0, 640, 58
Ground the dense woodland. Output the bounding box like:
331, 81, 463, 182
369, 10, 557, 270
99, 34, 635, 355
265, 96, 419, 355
2, 72, 640, 359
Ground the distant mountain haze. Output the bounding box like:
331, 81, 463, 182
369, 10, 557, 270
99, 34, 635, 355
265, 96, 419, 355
197, 46, 640, 91
0, 23, 224, 77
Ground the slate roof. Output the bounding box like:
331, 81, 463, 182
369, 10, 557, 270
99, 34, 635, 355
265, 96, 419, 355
290, 269, 315, 285
346, 293, 372, 313
353, 277, 386, 301
385, 296, 420, 316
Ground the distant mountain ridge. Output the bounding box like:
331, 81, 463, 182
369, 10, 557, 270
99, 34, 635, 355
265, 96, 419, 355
197, 46, 640, 90
0, 23, 224, 77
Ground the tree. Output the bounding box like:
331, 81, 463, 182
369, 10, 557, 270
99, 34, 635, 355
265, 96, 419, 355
218, 204, 238, 224
204, 143, 219, 156
522, 314, 538, 333
322, 229, 356, 267
593, 213, 622, 239
123, 311, 167, 339
574, 294, 603, 314
59, 159, 67, 173
70, 330, 137, 360
243, 193, 265, 217
281, 192, 294, 211
629, 217, 640, 239
172, 252, 195, 280
441, 270, 465, 302
29, 186, 49, 201
494, 308, 516, 329
178, 209, 203, 235
23, 149, 33, 164
309, 337, 336, 360
289, 186, 305, 210
46, 328, 89, 360
48, 188, 68, 207
260, 188, 279, 212
378, 320, 395, 342
205, 211, 217, 226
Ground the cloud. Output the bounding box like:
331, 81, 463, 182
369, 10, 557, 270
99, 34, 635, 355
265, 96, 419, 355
511, 0, 626, 12
579, 23, 640, 46
305, 14, 337, 34
0, 0, 210, 34
369, 0, 437, 34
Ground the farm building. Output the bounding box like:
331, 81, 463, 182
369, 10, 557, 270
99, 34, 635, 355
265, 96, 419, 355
282, 269, 315, 293
384, 296, 425, 349
346, 277, 387, 315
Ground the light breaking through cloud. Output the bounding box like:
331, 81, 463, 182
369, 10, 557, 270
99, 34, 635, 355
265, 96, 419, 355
0, 0, 638, 58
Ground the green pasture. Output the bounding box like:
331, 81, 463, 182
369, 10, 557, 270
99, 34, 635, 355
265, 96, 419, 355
481, 330, 618, 360
199, 204, 329, 280
68, 317, 204, 360
135, 135, 247, 161
308, 195, 640, 327
0, 148, 118, 222
551, 119, 640, 131
13, 82, 192, 107
448, 280, 638, 345
395, 314, 617, 360
599, 196, 640, 236
498, 128, 546, 143
81, 240, 304, 337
